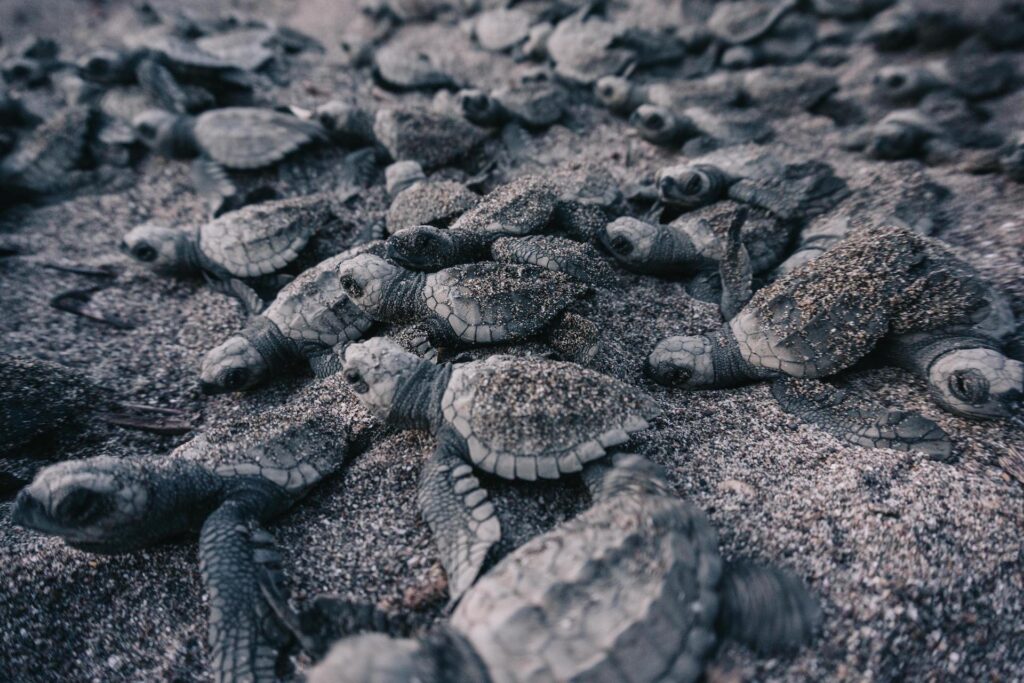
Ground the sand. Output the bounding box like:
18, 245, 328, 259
1, 0, 1023, 681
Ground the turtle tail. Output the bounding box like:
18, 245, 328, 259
717, 561, 821, 655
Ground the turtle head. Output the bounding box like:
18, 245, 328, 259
599, 216, 696, 274
199, 336, 269, 395
872, 65, 931, 103
131, 109, 179, 152
866, 118, 925, 160
337, 253, 404, 316
121, 222, 192, 274
646, 334, 716, 388
860, 10, 917, 51
928, 348, 1024, 421
77, 48, 132, 83
342, 337, 426, 420
456, 88, 504, 127
309, 634, 436, 683
630, 105, 692, 146
386, 226, 453, 271
656, 164, 729, 208
11, 456, 188, 554
385, 160, 426, 197
594, 76, 636, 113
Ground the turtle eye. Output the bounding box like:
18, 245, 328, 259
886, 73, 906, 89
340, 275, 363, 297
949, 369, 989, 405
609, 235, 633, 255
132, 244, 157, 262
599, 84, 615, 99
642, 112, 665, 131
56, 489, 106, 524
221, 368, 249, 390
683, 173, 705, 195
136, 122, 157, 139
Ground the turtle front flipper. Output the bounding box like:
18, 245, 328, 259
418, 431, 501, 603
491, 234, 615, 286
718, 560, 820, 655
716, 208, 753, 320
771, 377, 954, 461
200, 500, 293, 683
191, 157, 238, 216
203, 273, 266, 316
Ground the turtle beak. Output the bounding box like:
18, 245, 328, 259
11, 489, 46, 531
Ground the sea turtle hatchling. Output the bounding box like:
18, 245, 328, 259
656, 149, 850, 223
199, 243, 382, 394
12, 399, 374, 683
384, 160, 480, 235
267, 454, 820, 683
385, 174, 615, 280
336, 254, 599, 360
648, 223, 1022, 448
122, 193, 335, 313
131, 106, 328, 209
339, 338, 662, 599
629, 104, 774, 151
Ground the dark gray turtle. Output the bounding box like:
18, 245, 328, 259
454, 74, 566, 130
12, 400, 373, 683
199, 243, 382, 394
656, 150, 850, 223
122, 193, 333, 313
0, 353, 192, 492
78, 34, 254, 113
269, 454, 819, 683
599, 203, 792, 314
871, 54, 1015, 105
0, 106, 104, 200
595, 72, 745, 116
649, 223, 1021, 440
372, 107, 489, 171
629, 104, 774, 151
336, 254, 599, 359
384, 160, 480, 235
842, 108, 956, 162
339, 339, 661, 597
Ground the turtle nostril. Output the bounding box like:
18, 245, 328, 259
658, 176, 677, 194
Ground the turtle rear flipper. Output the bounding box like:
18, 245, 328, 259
718, 560, 820, 655
771, 377, 953, 460
491, 234, 615, 286
202, 273, 266, 316
199, 501, 294, 683
418, 432, 501, 603
717, 208, 753, 320
548, 311, 600, 363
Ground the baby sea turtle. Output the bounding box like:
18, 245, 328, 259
656, 150, 850, 223
12, 400, 373, 683
78, 35, 253, 113
336, 255, 599, 359
871, 54, 1015, 105
271, 454, 819, 683
122, 193, 334, 313
373, 107, 489, 171
0, 353, 192, 492
199, 243, 382, 394
132, 106, 328, 208
648, 223, 1021, 442
629, 104, 774, 151
340, 338, 661, 598
384, 160, 480, 235
454, 74, 567, 130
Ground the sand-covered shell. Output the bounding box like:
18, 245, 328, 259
423, 263, 586, 345
373, 108, 488, 170
387, 179, 479, 234
439, 355, 661, 479
448, 175, 556, 236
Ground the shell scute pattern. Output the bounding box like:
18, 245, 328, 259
194, 108, 325, 169
424, 263, 585, 344
441, 357, 661, 479
198, 195, 324, 278
450, 175, 557, 236
452, 494, 720, 683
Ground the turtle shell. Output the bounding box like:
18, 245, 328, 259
198, 194, 327, 278
146, 35, 249, 73
452, 487, 720, 682
386, 180, 479, 234
706, 0, 796, 44
472, 8, 533, 52
195, 30, 276, 72
374, 43, 456, 90
737, 224, 997, 377
0, 106, 93, 192
372, 108, 488, 171
193, 107, 326, 169
423, 263, 586, 345
440, 355, 661, 479
546, 12, 634, 85
264, 243, 381, 355
449, 175, 556, 237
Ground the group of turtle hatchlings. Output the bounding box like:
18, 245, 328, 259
2, 1, 1024, 682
